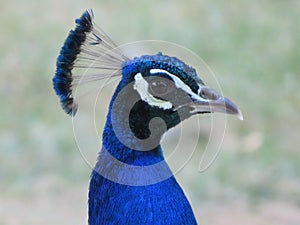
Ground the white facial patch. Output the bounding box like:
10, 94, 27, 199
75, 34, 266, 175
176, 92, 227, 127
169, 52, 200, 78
150, 69, 209, 102
133, 73, 173, 110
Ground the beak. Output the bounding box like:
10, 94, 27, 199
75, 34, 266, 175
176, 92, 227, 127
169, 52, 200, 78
186, 86, 243, 120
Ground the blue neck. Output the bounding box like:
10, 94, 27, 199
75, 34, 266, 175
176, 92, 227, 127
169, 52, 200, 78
102, 112, 164, 166
88, 79, 198, 224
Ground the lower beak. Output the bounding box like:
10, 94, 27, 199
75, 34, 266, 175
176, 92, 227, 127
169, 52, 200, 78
186, 87, 243, 120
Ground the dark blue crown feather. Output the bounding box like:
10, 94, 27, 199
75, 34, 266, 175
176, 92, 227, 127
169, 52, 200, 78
53, 10, 127, 116
53, 10, 94, 115
53, 10, 242, 225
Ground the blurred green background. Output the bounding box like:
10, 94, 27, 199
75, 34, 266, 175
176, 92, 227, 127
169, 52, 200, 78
1, 0, 299, 224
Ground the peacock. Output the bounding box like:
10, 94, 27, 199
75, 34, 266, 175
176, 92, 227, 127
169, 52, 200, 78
53, 10, 242, 225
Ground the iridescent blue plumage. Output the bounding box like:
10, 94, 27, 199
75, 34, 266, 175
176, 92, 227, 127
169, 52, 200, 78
53, 10, 242, 225
53, 10, 199, 224
87, 52, 199, 223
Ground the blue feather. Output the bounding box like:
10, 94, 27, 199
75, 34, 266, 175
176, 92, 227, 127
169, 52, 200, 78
88, 86, 198, 223
52, 9, 229, 225
53, 9, 243, 224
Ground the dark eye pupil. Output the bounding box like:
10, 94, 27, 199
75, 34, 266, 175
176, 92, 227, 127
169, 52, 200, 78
150, 80, 168, 95
200, 90, 207, 98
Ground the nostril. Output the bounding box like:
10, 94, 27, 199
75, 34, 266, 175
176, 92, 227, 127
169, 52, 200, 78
200, 87, 220, 100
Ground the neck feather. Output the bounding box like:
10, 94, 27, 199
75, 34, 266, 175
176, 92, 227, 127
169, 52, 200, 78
102, 113, 164, 166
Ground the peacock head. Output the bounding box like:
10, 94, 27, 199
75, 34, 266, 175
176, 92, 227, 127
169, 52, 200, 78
106, 52, 242, 150
53, 10, 242, 151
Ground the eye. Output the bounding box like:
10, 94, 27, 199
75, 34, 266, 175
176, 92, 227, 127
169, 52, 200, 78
149, 78, 173, 97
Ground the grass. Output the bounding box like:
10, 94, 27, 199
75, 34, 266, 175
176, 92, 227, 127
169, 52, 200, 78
0, 0, 299, 224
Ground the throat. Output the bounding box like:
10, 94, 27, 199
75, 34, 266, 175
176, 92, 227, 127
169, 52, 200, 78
102, 115, 165, 166
95, 90, 174, 185
95, 117, 172, 186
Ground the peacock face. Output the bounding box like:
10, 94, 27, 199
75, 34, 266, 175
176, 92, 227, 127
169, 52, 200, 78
108, 53, 242, 140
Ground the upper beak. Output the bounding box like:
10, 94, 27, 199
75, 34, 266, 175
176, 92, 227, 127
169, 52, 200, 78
187, 86, 243, 120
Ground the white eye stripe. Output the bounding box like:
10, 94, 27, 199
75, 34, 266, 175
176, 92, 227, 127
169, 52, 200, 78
133, 73, 173, 110
197, 84, 202, 95
149, 69, 208, 102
